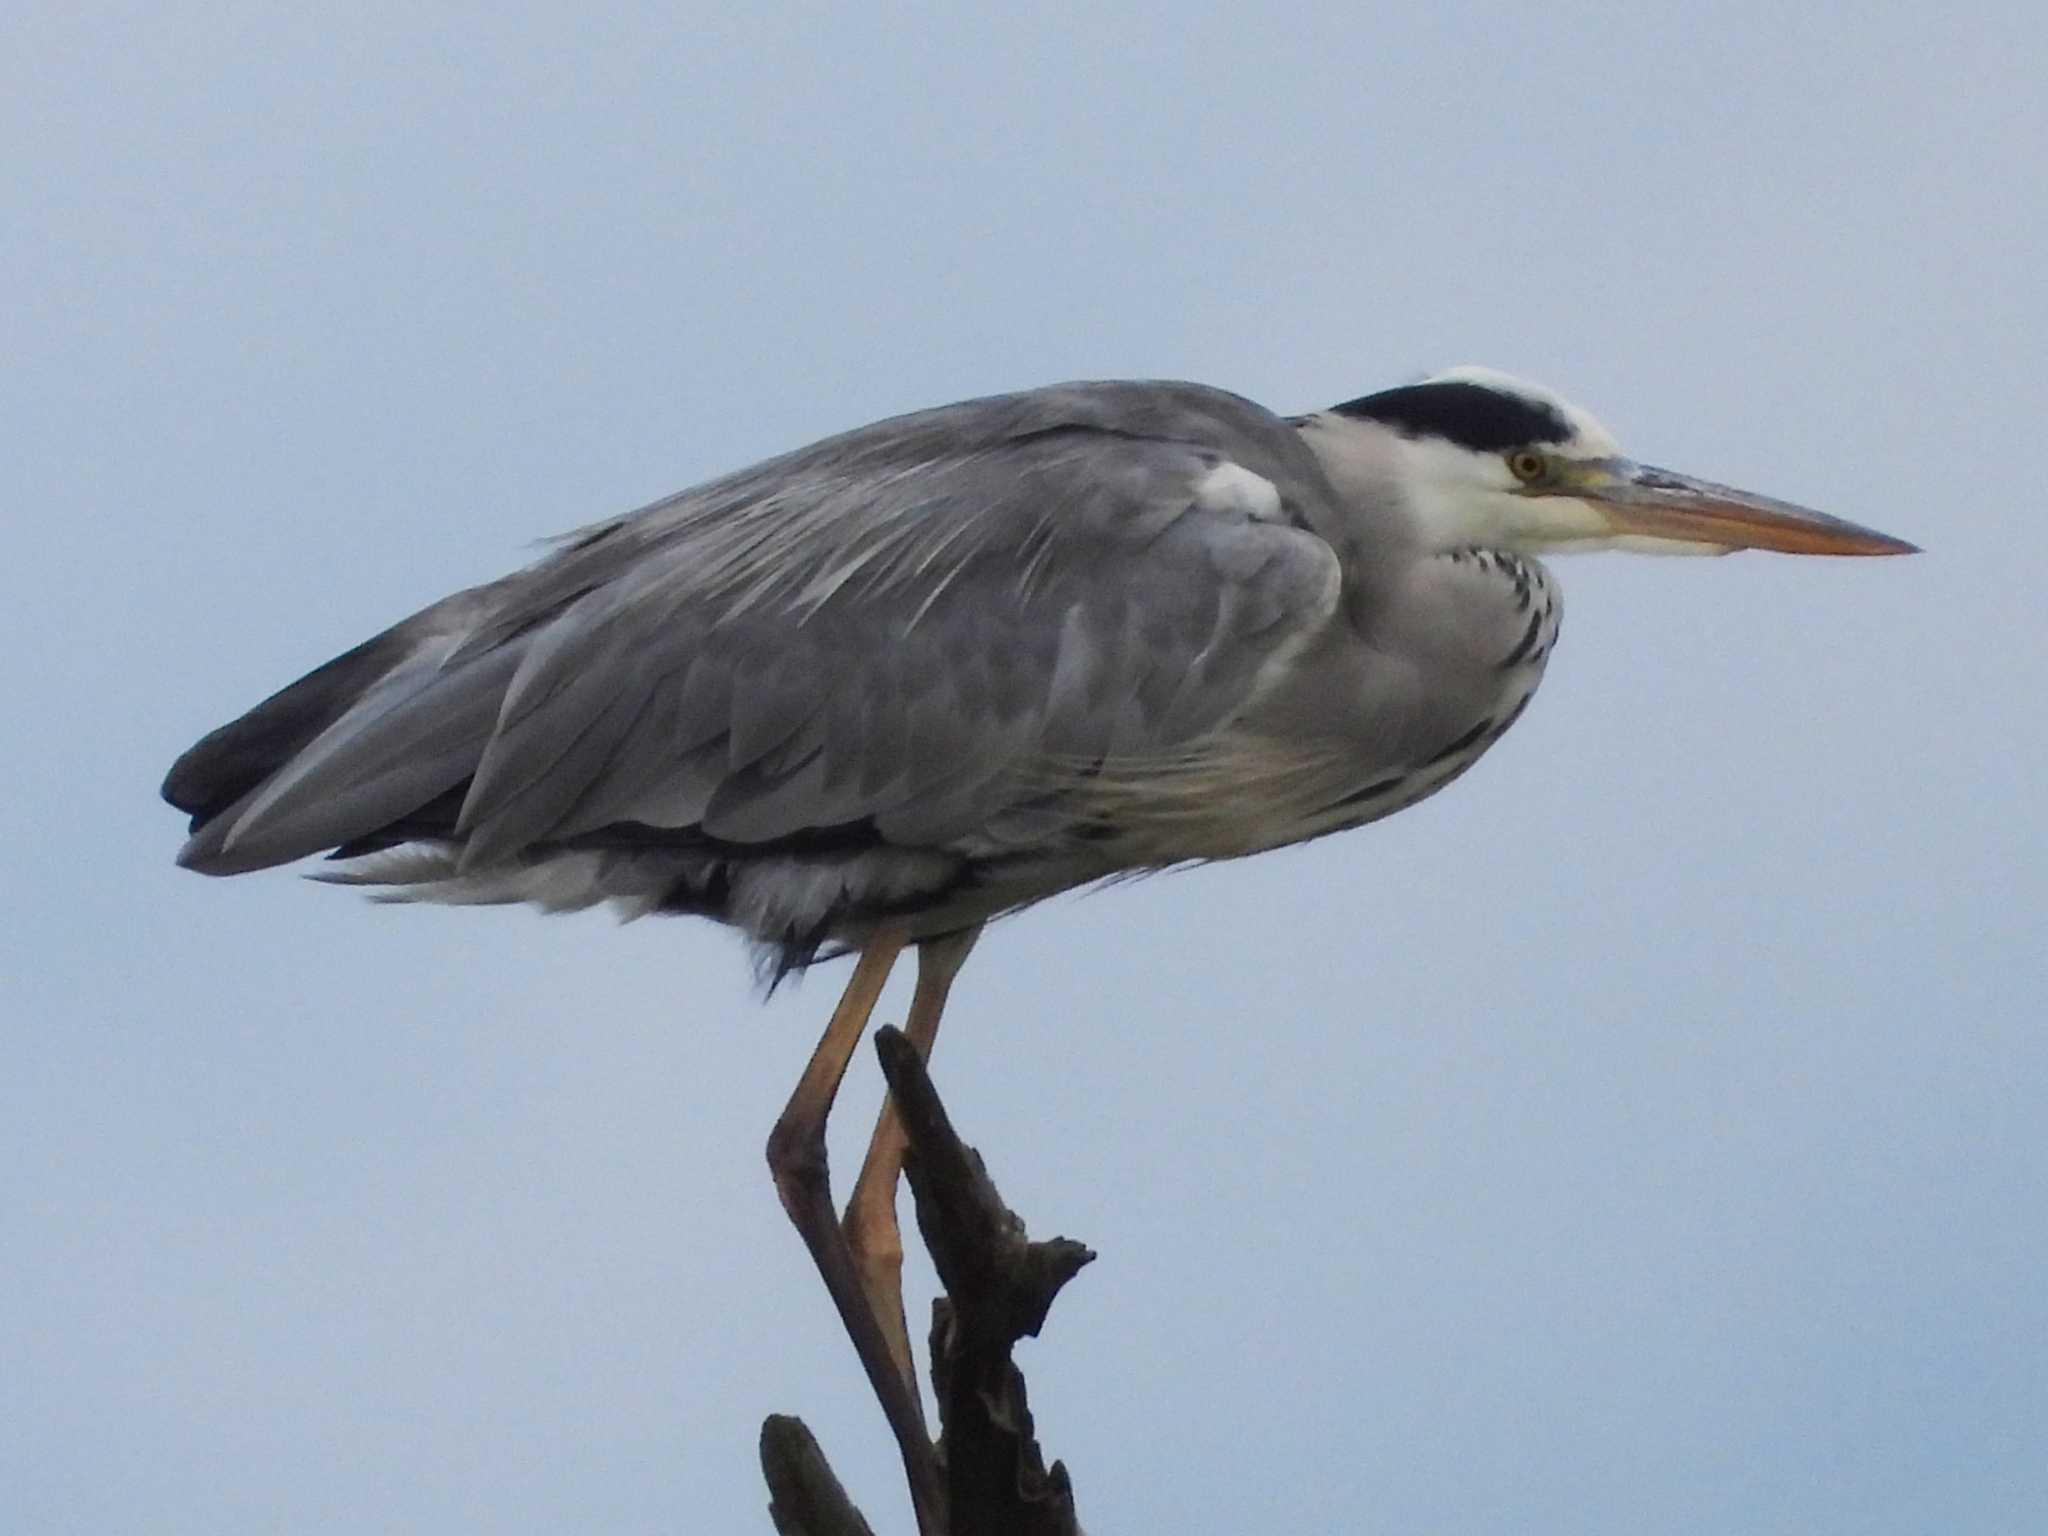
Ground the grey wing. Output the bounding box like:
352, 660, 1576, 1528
168, 385, 1343, 888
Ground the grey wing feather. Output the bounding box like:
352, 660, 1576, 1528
170, 381, 1343, 877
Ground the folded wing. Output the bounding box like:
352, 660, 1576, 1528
165, 382, 1344, 884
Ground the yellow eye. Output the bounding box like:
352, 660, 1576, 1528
1506, 449, 1547, 484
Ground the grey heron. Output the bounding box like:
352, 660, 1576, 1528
163, 367, 1913, 1531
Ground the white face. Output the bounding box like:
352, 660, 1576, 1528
1395, 367, 1674, 556
1303, 366, 1911, 560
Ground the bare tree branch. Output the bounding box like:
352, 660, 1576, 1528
877, 1026, 1092, 1536
761, 1026, 1094, 1534
761, 1414, 876, 1536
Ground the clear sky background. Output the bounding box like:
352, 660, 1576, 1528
6, 4, 2044, 1533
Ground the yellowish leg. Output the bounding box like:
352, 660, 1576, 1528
843, 925, 983, 1403
763, 929, 946, 1536
766, 934, 903, 1224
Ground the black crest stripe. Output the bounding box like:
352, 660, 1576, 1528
1330, 381, 1572, 452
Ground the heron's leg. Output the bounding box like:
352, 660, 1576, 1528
843, 925, 983, 1398
764, 929, 945, 1535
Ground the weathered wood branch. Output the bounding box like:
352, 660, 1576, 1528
880, 1026, 1093, 1536
761, 1026, 1094, 1535
761, 1414, 877, 1536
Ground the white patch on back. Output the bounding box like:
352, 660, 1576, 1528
1194, 460, 1283, 522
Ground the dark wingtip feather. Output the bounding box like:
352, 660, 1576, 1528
162, 727, 254, 827
173, 824, 238, 875
160, 625, 423, 838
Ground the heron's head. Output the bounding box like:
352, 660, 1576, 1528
1306, 366, 1915, 558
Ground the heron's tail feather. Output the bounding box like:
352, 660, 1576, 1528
309, 841, 686, 920
307, 844, 465, 890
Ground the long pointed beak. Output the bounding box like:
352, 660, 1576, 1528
1569, 458, 1918, 556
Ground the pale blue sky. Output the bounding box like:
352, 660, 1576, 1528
5, 4, 2044, 1532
